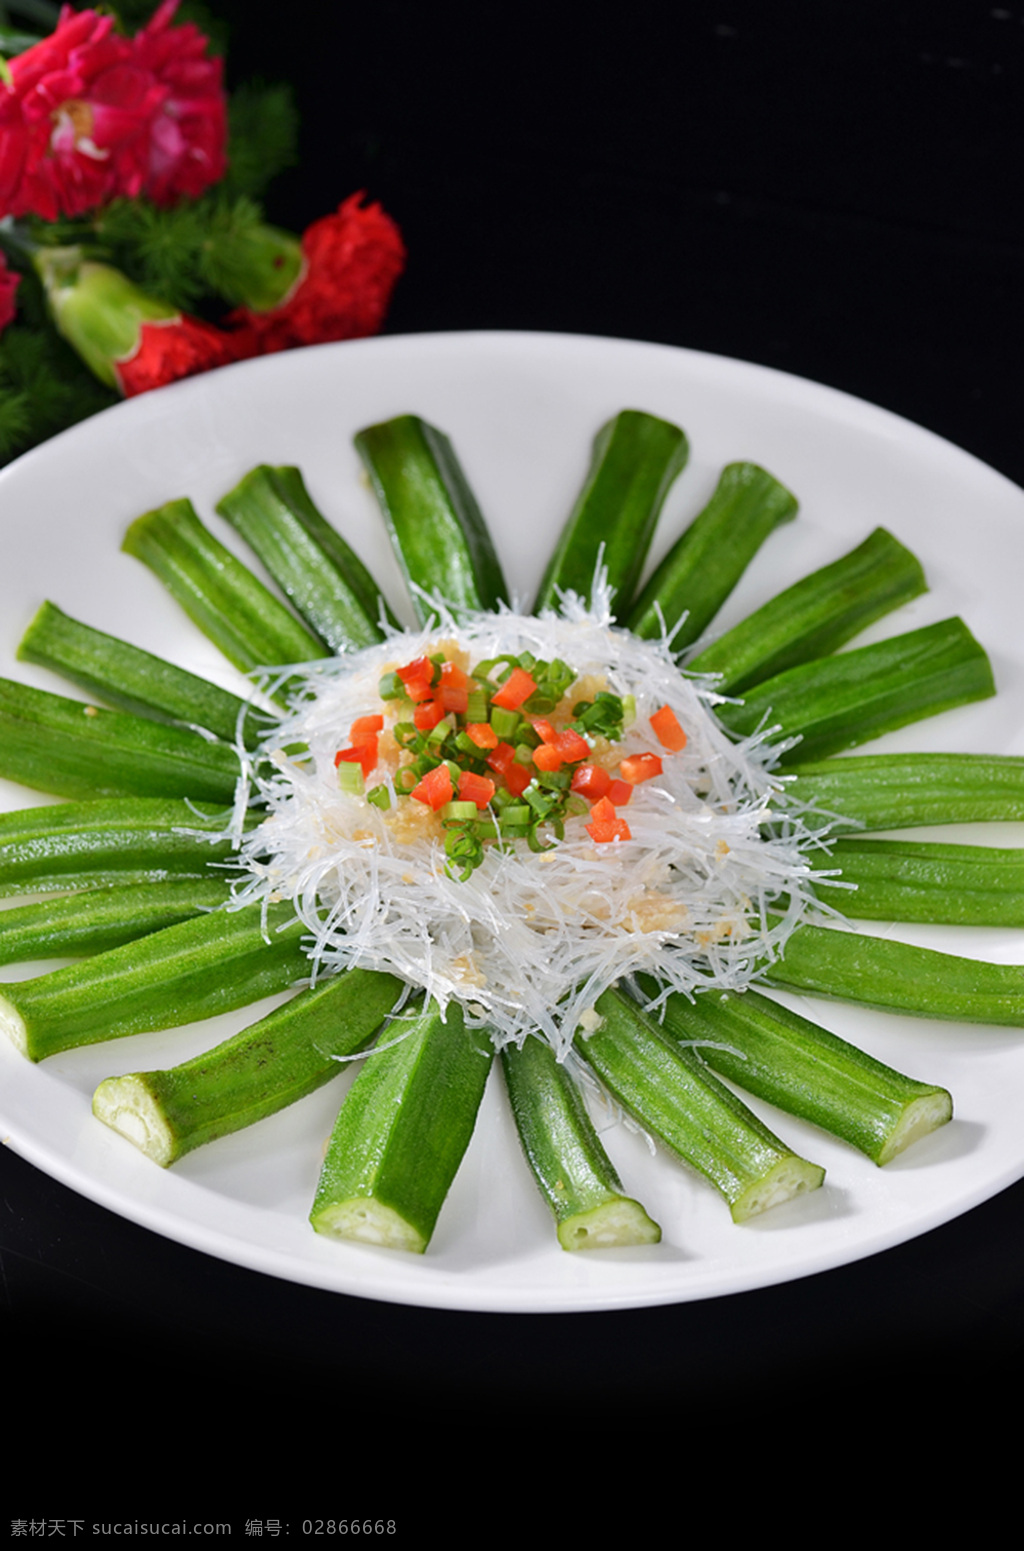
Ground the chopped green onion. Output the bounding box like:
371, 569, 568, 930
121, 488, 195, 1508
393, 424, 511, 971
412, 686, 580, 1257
441, 801, 479, 822
336, 761, 365, 796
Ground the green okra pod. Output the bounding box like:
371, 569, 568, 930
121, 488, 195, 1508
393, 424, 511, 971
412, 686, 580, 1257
93, 966, 404, 1165
354, 414, 509, 623
649, 981, 952, 1165
718, 616, 995, 764
784, 753, 1024, 831
828, 836, 1024, 926
0, 877, 232, 966
216, 464, 397, 652
501, 1035, 661, 1250
688, 527, 927, 694
532, 409, 689, 616
578, 987, 824, 1222
310, 999, 493, 1253
122, 497, 327, 690
0, 901, 310, 1061
627, 462, 798, 646
0, 798, 251, 897
18, 600, 268, 749
764, 921, 1024, 1025
0, 677, 243, 803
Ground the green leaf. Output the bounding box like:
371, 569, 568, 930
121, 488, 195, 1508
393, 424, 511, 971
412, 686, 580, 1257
223, 81, 299, 200
0, 322, 117, 466
95, 192, 283, 314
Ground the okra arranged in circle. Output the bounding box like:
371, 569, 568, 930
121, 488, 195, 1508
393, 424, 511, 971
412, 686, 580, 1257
649, 982, 952, 1166
216, 464, 397, 652
310, 999, 493, 1253
0, 677, 243, 803
501, 1035, 661, 1250
627, 461, 798, 647
687, 526, 927, 694
0, 877, 233, 967
0, 798, 254, 896
122, 497, 328, 689
717, 616, 994, 763
354, 414, 509, 623
94, 966, 405, 1167
784, 753, 1024, 831
765, 922, 1024, 1026
18, 600, 270, 750
532, 409, 689, 616
6, 410, 1024, 1268
0, 902, 310, 1061
578, 988, 825, 1223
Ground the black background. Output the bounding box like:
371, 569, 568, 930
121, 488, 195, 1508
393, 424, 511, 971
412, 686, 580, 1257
4, 0, 1023, 1487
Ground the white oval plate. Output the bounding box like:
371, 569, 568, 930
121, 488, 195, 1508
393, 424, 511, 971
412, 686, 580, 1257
2, 331, 1023, 1313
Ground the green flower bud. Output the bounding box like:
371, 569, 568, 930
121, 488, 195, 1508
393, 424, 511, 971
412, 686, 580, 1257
34, 246, 176, 390
203, 222, 304, 312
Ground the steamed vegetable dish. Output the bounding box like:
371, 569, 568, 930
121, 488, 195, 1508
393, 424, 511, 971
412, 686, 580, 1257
5, 404, 1018, 1259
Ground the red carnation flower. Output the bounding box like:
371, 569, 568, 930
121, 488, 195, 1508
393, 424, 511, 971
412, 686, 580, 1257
130, 0, 227, 206
0, 254, 20, 333
227, 194, 406, 355
35, 244, 247, 397
0, 7, 145, 220
0, 2, 226, 221
115, 311, 243, 397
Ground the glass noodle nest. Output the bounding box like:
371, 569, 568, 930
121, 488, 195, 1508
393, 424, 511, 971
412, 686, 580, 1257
231, 585, 830, 1056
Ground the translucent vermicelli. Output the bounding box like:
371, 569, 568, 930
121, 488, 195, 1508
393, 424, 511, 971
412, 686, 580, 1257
231, 589, 832, 1055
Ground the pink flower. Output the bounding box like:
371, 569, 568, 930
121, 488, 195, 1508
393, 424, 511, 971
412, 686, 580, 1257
0, 8, 144, 219
0, 2, 226, 220
227, 194, 406, 355
130, 0, 227, 206
0, 254, 20, 333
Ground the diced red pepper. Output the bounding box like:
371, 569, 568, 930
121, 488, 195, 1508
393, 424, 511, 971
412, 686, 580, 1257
339, 646, 653, 864
551, 727, 590, 763
491, 667, 537, 711
589, 796, 617, 823
396, 657, 436, 703
533, 743, 564, 773
439, 661, 471, 714
413, 698, 447, 732
503, 762, 533, 798
486, 741, 516, 777
397, 656, 432, 685
532, 719, 590, 768
586, 795, 631, 843
570, 764, 611, 801
619, 752, 663, 785
350, 714, 384, 742
458, 771, 496, 809
650, 704, 687, 752
441, 660, 468, 687
410, 764, 454, 809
